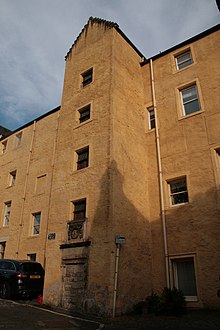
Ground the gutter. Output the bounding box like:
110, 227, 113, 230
16, 120, 36, 257
141, 23, 220, 67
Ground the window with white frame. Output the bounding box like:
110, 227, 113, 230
9, 170, 17, 187
172, 257, 197, 301
15, 132, 22, 148
148, 107, 156, 129
175, 50, 193, 70
2, 141, 7, 154
168, 177, 188, 206
3, 201, 11, 227
180, 84, 201, 116
78, 104, 91, 123
32, 212, 41, 235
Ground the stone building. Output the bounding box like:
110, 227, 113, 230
0, 18, 219, 316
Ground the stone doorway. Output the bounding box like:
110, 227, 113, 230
61, 258, 88, 312
60, 240, 91, 312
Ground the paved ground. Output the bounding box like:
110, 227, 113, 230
104, 310, 220, 329
0, 298, 220, 329
0, 299, 102, 329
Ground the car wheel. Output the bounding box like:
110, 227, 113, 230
0, 282, 11, 299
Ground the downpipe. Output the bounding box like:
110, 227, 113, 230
150, 59, 170, 288
112, 243, 120, 318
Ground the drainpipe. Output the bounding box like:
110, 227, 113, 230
149, 59, 170, 288
16, 120, 36, 258
112, 243, 120, 318
43, 111, 60, 268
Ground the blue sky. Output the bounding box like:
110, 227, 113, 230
0, 0, 219, 131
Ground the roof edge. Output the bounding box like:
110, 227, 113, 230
141, 23, 220, 66
65, 17, 119, 61
0, 105, 61, 141
115, 26, 145, 59
65, 16, 145, 61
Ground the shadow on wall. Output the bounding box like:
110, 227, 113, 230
87, 160, 220, 314
87, 160, 153, 316
46, 161, 220, 316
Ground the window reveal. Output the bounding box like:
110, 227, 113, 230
79, 105, 91, 123
2, 141, 7, 154
176, 50, 193, 70
180, 84, 200, 116
76, 147, 89, 170
67, 199, 87, 240
82, 68, 93, 87
73, 199, 86, 221
169, 177, 188, 206
9, 170, 17, 187
0, 242, 6, 259
3, 202, 11, 227
148, 107, 156, 129
32, 213, 41, 235
27, 253, 36, 261
172, 257, 197, 301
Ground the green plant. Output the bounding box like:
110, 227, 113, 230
145, 292, 161, 315
132, 301, 146, 314
160, 287, 186, 316
131, 287, 186, 316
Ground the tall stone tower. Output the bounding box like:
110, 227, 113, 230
43, 18, 152, 315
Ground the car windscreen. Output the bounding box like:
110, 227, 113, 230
19, 263, 44, 274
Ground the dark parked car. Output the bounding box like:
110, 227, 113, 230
0, 259, 44, 299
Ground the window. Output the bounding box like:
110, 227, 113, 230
2, 141, 7, 154
148, 107, 156, 129
82, 68, 93, 87
15, 132, 22, 148
0, 260, 15, 270
0, 242, 6, 259
3, 201, 11, 227
168, 177, 188, 206
78, 104, 91, 123
32, 212, 41, 235
180, 84, 200, 116
215, 149, 220, 168
214, 148, 220, 184
9, 170, 17, 187
172, 258, 197, 301
73, 199, 86, 221
76, 146, 89, 170
68, 200, 87, 240
175, 50, 193, 70
27, 253, 36, 261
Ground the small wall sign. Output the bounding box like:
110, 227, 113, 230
115, 235, 126, 245
48, 233, 56, 240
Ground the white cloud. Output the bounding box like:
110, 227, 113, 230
0, 0, 219, 130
